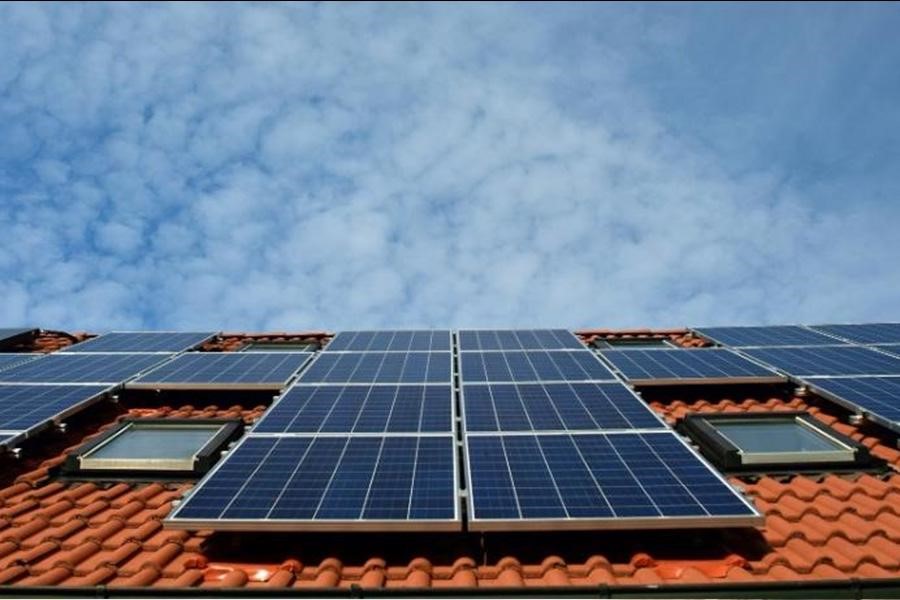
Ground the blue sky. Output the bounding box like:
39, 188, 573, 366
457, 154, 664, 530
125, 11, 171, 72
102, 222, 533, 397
1, 2, 899, 332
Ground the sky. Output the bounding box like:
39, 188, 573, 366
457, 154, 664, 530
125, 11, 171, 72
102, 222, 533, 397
1, 2, 899, 332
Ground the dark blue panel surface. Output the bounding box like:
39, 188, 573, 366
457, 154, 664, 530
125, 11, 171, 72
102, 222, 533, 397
326, 331, 451, 352
131, 352, 311, 387
743, 346, 900, 377
810, 323, 900, 345
297, 352, 451, 384
809, 377, 900, 426
599, 349, 780, 382
0, 354, 40, 372
0, 329, 35, 344
695, 326, 844, 347
170, 435, 457, 524
0, 384, 109, 432
466, 432, 758, 523
457, 329, 584, 351
255, 385, 453, 433
62, 332, 215, 353
460, 351, 615, 383
0, 354, 172, 384
463, 382, 663, 432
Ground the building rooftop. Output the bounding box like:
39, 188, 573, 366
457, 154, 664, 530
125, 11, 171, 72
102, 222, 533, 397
0, 328, 898, 597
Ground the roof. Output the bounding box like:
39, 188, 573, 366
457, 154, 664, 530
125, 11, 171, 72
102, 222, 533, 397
1, 329, 899, 596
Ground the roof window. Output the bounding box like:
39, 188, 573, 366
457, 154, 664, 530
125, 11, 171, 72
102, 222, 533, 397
679, 412, 871, 472
62, 418, 242, 477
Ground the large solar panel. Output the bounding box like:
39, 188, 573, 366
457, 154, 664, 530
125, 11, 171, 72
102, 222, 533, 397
167, 434, 459, 531
0, 384, 111, 443
62, 331, 216, 353
128, 352, 312, 390
460, 351, 616, 383
742, 346, 900, 377
461, 382, 665, 432
0, 354, 41, 372
458, 329, 585, 351
809, 323, 900, 345
465, 431, 761, 530
296, 352, 451, 384
0, 353, 173, 384
254, 385, 453, 434
806, 377, 900, 432
325, 330, 451, 352
598, 348, 782, 385
694, 325, 844, 348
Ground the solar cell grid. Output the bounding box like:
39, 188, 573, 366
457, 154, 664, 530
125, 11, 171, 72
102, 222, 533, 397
167, 434, 458, 530
297, 352, 451, 384
462, 382, 665, 432
465, 431, 760, 529
694, 325, 844, 347
598, 348, 782, 384
460, 351, 616, 383
0, 353, 173, 384
742, 346, 900, 377
325, 331, 451, 352
129, 352, 311, 389
0, 354, 41, 372
810, 323, 900, 345
0, 384, 110, 432
61, 332, 215, 353
457, 329, 584, 351
808, 377, 900, 430
254, 385, 453, 434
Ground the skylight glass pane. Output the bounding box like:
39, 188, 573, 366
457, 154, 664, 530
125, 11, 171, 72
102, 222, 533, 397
88, 426, 220, 460
714, 420, 843, 453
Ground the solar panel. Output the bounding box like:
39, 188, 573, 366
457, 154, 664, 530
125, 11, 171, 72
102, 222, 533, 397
325, 330, 451, 352
694, 325, 844, 348
0, 353, 173, 384
457, 329, 585, 351
742, 346, 900, 377
465, 431, 761, 530
167, 434, 459, 531
128, 352, 312, 390
459, 351, 616, 383
461, 382, 665, 432
296, 352, 451, 384
809, 323, 900, 345
597, 349, 782, 385
874, 345, 900, 357
0, 354, 41, 372
806, 377, 900, 432
254, 385, 453, 434
61, 331, 216, 353
0, 384, 110, 437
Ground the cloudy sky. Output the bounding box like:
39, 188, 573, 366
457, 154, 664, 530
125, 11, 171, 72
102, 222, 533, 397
1, 2, 899, 332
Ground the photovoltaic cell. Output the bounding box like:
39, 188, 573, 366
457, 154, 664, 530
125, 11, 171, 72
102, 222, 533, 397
465, 431, 760, 528
129, 352, 312, 389
254, 385, 453, 434
0, 353, 173, 384
457, 330, 585, 351
807, 377, 900, 430
0, 354, 41, 372
167, 435, 458, 530
0, 384, 110, 433
459, 351, 616, 383
742, 346, 900, 377
61, 332, 215, 353
297, 352, 451, 384
462, 382, 665, 432
809, 323, 900, 345
598, 349, 781, 384
694, 325, 844, 348
325, 331, 451, 352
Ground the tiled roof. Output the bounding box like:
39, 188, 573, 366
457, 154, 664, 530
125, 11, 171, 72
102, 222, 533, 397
0, 330, 899, 595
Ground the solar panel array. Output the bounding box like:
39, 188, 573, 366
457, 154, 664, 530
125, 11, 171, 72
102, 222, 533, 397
0, 354, 41, 372
694, 325, 844, 348
62, 331, 216, 353
128, 352, 312, 390
0, 353, 173, 385
458, 329, 584, 351
459, 331, 761, 530
741, 346, 900, 377
809, 323, 900, 345
0, 384, 111, 447
169, 330, 459, 531
597, 348, 783, 385
806, 377, 900, 432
